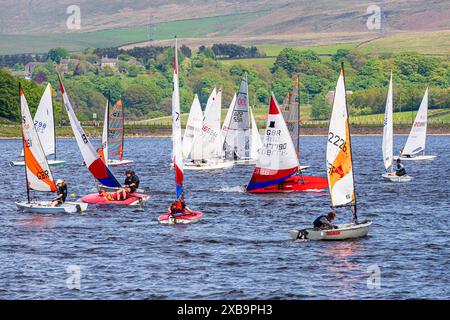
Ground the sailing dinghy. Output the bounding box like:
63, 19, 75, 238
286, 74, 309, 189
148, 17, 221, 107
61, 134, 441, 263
10, 83, 66, 167
184, 87, 234, 170
290, 64, 372, 241
222, 73, 256, 165
246, 93, 328, 193
159, 39, 203, 224
100, 97, 133, 166
15, 84, 87, 214
56, 72, 149, 206
395, 88, 436, 161
382, 74, 412, 182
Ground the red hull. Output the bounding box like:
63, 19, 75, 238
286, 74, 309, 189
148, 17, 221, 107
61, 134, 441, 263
247, 175, 328, 193
159, 207, 203, 224
80, 193, 149, 205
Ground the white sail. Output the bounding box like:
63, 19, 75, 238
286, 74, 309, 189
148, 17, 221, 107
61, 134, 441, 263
327, 67, 355, 207
250, 107, 262, 160
402, 88, 429, 156
20, 85, 56, 192
382, 73, 394, 171
101, 99, 109, 165
220, 93, 236, 157
182, 94, 203, 159
223, 73, 250, 160
191, 88, 216, 161
200, 87, 222, 161
20, 83, 55, 157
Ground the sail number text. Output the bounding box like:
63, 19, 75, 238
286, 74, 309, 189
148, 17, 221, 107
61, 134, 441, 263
328, 132, 347, 152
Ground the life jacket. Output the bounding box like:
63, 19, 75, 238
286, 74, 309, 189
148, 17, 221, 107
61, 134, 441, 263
313, 215, 328, 228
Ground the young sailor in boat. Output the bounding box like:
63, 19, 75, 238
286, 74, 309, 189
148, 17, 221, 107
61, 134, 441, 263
50, 179, 68, 207
313, 211, 338, 230
116, 170, 140, 200
394, 158, 407, 176
169, 196, 186, 217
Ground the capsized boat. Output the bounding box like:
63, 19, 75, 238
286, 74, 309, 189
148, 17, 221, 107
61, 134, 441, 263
382, 73, 412, 182
290, 64, 372, 241
99, 97, 133, 166
11, 83, 66, 167
15, 83, 86, 214
159, 39, 203, 224
80, 192, 149, 206
395, 88, 436, 161
56, 72, 149, 205
246, 93, 327, 193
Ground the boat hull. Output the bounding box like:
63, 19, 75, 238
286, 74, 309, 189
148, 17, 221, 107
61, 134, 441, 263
107, 159, 134, 166
97, 184, 145, 194
183, 161, 234, 171
10, 159, 66, 167
158, 208, 203, 225
80, 193, 149, 206
15, 201, 88, 214
382, 172, 413, 182
247, 175, 328, 193
394, 155, 436, 161
290, 221, 372, 241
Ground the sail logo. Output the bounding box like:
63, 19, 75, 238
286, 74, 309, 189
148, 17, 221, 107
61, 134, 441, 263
329, 163, 345, 178
414, 121, 426, 128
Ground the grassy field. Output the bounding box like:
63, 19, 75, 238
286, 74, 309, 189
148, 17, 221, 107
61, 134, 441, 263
0, 11, 267, 55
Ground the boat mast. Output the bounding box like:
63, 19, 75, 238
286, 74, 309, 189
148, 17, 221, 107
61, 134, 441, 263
120, 94, 124, 161
51, 84, 57, 161
341, 62, 358, 223
19, 83, 31, 203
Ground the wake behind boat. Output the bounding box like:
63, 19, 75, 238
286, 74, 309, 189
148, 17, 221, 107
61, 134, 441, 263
290, 63, 371, 241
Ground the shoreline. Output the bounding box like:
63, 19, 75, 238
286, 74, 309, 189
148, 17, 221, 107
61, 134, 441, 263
1, 125, 449, 139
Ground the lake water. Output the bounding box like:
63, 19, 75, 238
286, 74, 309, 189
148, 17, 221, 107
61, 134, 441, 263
0, 136, 448, 299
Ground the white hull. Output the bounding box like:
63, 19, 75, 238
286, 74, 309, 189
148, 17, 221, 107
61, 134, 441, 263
394, 155, 436, 161
107, 159, 134, 166
10, 159, 66, 167
233, 158, 258, 165
299, 165, 310, 171
290, 221, 372, 241
382, 172, 412, 182
183, 161, 234, 171
15, 201, 88, 214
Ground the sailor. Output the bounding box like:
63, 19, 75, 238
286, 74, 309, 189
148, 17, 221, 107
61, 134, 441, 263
394, 158, 407, 176
170, 196, 186, 216
117, 170, 140, 200
50, 179, 68, 207
313, 211, 338, 230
